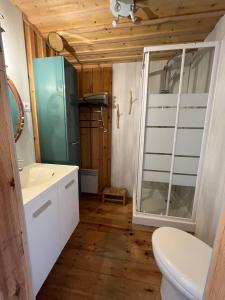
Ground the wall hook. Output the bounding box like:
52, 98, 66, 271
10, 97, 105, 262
116, 104, 122, 129
129, 90, 138, 115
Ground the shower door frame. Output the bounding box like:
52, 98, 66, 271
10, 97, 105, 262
134, 41, 220, 231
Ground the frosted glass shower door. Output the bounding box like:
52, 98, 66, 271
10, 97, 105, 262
141, 50, 182, 215
137, 42, 219, 222
168, 47, 215, 218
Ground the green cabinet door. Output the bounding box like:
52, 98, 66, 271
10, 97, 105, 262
64, 59, 80, 144
33, 56, 69, 163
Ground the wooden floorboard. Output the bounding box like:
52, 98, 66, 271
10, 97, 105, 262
37, 195, 161, 300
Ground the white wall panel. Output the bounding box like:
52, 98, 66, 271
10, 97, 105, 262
1, 0, 35, 165
111, 62, 142, 196
196, 15, 225, 246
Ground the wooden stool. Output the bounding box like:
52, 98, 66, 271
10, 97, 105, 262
102, 187, 127, 205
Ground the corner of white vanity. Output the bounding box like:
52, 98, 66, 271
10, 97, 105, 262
21, 163, 79, 296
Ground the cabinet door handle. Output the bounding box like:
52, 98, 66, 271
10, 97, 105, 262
65, 179, 75, 190
33, 200, 52, 218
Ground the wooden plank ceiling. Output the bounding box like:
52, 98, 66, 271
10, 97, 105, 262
11, 0, 225, 65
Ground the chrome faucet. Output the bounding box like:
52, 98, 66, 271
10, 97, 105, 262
18, 159, 24, 172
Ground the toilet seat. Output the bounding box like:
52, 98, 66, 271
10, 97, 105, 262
152, 227, 212, 300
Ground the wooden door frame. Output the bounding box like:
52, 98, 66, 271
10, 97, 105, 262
204, 205, 225, 299
0, 28, 33, 299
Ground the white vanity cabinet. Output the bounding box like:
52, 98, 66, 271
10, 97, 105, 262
23, 168, 79, 296
24, 186, 61, 296
58, 172, 79, 250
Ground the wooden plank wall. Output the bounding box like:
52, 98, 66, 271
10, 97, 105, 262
23, 15, 57, 162
205, 206, 225, 299
77, 65, 112, 193
0, 30, 33, 299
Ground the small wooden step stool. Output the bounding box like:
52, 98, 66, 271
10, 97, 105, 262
102, 187, 127, 205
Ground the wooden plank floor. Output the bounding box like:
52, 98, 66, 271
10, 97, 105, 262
37, 195, 162, 300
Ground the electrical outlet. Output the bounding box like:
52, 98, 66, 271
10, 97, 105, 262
24, 103, 31, 112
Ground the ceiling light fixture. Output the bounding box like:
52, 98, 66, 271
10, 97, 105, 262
110, 0, 136, 27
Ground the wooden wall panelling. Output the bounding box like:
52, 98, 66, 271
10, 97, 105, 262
78, 65, 112, 193
92, 67, 103, 191
36, 35, 47, 57
205, 207, 225, 299
79, 68, 93, 169
103, 67, 112, 188
0, 30, 33, 299
23, 16, 57, 162
23, 20, 41, 162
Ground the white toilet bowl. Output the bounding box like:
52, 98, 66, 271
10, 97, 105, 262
152, 227, 212, 300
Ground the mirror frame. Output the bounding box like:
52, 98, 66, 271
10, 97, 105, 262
7, 78, 25, 142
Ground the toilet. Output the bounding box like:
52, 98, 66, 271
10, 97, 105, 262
152, 227, 212, 300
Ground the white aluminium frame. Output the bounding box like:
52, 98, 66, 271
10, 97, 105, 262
134, 41, 220, 230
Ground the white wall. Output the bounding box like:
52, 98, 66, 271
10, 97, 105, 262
195, 14, 225, 246
0, 0, 35, 166
111, 62, 142, 196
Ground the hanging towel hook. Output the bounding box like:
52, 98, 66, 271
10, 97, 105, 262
116, 104, 122, 129
129, 90, 138, 115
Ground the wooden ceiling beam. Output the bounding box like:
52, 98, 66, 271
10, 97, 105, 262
62, 26, 213, 48
71, 55, 143, 63
65, 49, 181, 63
38, 10, 225, 34
64, 51, 143, 61
59, 18, 218, 46
60, 32, 207, 56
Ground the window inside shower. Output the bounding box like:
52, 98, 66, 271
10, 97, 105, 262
136, 43, 218, 221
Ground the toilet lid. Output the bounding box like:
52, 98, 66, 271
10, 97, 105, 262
152, 227, 212, 300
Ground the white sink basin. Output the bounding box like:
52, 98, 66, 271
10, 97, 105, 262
20, 163, 79, 205
20, 165, 55, 189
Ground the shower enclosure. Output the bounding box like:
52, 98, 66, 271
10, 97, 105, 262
134, 42, 220, 231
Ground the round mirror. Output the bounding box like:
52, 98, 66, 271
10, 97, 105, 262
7, 78, 25, 142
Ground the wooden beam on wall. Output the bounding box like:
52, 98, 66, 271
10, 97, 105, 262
23, 21, 41, 162
0, 30, 33, 299
36, 35, 47, 57
23, 15, 57, 162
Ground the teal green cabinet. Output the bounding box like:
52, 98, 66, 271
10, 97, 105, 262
33, 56, 80, 165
